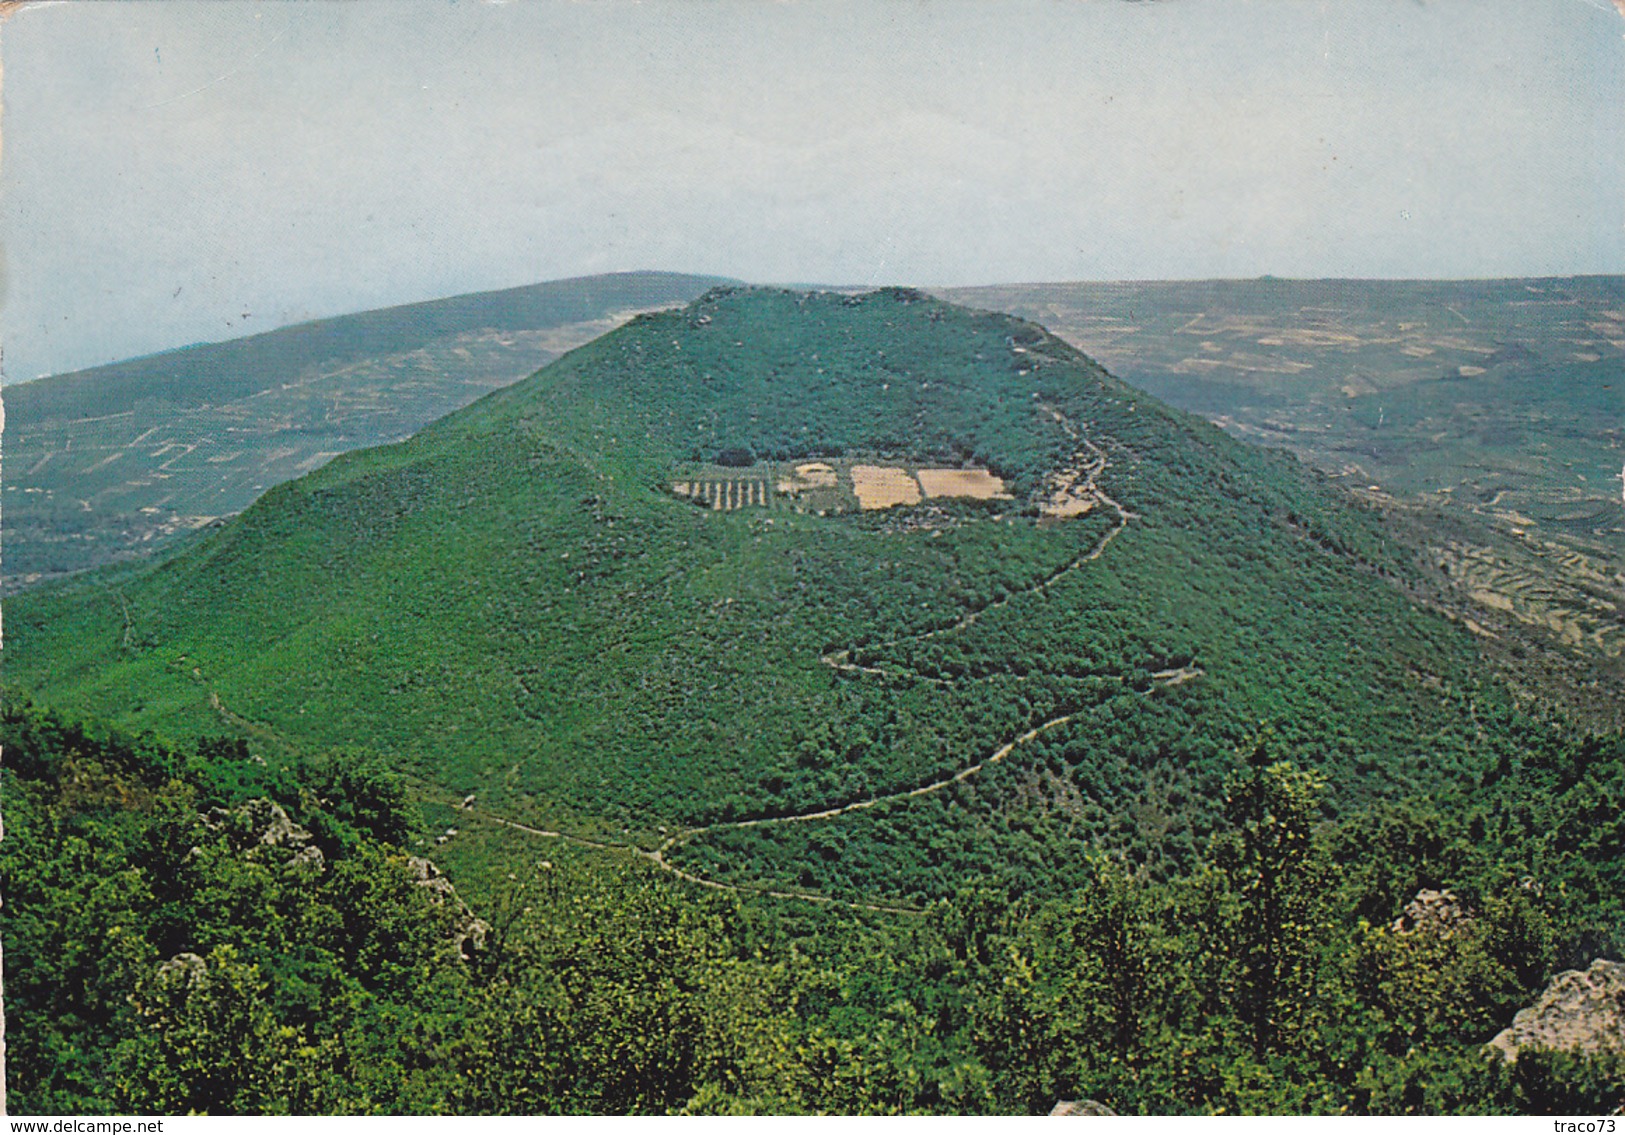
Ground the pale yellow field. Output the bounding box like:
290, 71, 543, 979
916, 468, 1012, 500
851, 465, 922, 509
682, 461, 1010, 514
776, 461, 838, 494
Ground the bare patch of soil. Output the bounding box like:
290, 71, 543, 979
916, 468, 1012, 500
851, 465, 922, 510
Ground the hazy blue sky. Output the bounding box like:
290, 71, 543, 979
3, 0, 1622, 380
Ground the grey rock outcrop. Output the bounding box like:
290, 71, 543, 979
155, 952, 209, 987
1392, 888, 1472, 935
1049, 1099, 1117, 1116
407, 855, 459, 899
242, 798, 309, 848
204, 798, 313, 848
202, 798, 327, 875
285, 843, 326, 874
406, 856, 490, 960
1487, 958, 1625, 1062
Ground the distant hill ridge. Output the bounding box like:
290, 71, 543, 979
5, 270, 732, 420
1, 271, 730, 590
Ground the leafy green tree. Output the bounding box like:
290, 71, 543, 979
1203, 736, 1330, 1061
114, 946, 305, 1114
1350, 887, 1555, 1057
297, 750, 413, 847
970, 860, 1152, 1113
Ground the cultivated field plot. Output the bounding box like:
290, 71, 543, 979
670, 459, 1014, 515
670, 478, 772, 511
1434, 535, 1625, 655
914, 468, 1012, 500
850, 465, 922, 510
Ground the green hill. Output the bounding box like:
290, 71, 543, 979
3, 286, 1541, 906
8, 286, 1625, 1115
2, 271, 728, 591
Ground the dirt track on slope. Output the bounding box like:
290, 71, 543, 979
490, 405, 1200, 912
203, 404, 1198, 914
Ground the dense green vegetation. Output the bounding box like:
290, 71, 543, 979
6, 287, 1623, 1113
6, 288, 1536, 897
5, 702, 1620, 1114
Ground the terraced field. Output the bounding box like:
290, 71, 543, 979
671, 459, 1014, 516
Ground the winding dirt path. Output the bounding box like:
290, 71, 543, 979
116, 590, 135, 649
491, 406, 1198, 911
204, 404, 1196, 914
820, 429, 1129, 678
485, 813, 923, 916
479, 712, 1087, 917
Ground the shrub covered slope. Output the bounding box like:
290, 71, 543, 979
3, 288, 1559, 904
4, 701, 1620, 1114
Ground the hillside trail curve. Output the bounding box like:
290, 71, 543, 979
487, 405, 1198, 912
195, 403, 1197, 914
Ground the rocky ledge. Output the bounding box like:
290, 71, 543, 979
1487, 958, 1625, 1062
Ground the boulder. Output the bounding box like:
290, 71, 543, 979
1487, 958, 1625, 1062
240, 798, 312, 848
203, 798, 314, 852
156, 952, 208, 984
1391, 887, 1472, 935
284, 844, 326, 874
405, 856, 491, 961
406, 855, 460, 900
